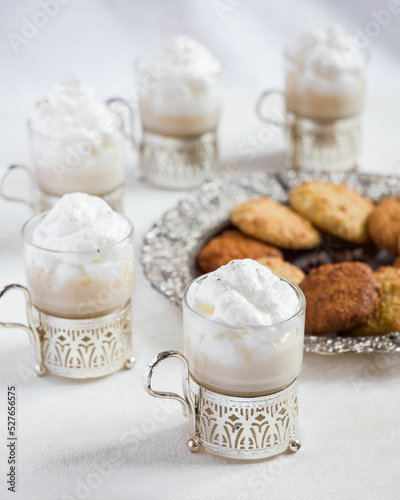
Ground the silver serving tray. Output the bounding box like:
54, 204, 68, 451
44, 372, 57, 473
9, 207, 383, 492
141, 170, 400, 354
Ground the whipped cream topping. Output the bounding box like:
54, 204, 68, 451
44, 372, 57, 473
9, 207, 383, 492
139, 35, 222, 119
30, 80, 120, 139
188, 259, 299, 327
26, 193, 132, 287
287, 28, 366, 95
32, 193, 130, 252
143, 35, 221, 80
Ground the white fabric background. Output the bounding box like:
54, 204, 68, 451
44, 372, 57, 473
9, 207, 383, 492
0, 1, 400, 499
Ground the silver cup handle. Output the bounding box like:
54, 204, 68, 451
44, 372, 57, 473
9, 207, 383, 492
143, 350, 201, 452
0, 164, 41, 212
256, 89, 286, 127
0, 284, 46, 376
106, 98, 144, 180
143, 350, 193, 416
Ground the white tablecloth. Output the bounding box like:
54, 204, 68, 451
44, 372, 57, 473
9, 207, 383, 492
1, 1, 400, 499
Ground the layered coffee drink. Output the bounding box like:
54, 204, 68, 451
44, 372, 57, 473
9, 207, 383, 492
138, 35, 222, 138
29, 80, 125, 200
285, 28, 366, 122
183, 259, 305, 397
284, 28, 367, 171
22, 192, 134, 319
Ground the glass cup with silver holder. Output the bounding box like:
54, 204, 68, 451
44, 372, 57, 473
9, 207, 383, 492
256, 28, 368, 172
144, 273, 306, 460
0, 211, 135, 379
0, 80, 132, 213
116, 35, 222, 189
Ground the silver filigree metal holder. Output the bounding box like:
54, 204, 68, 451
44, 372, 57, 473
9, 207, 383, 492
144, 350, 301, 460
285, 113, 360, 171
140, 130, 218, 189
0, 284, 135, 379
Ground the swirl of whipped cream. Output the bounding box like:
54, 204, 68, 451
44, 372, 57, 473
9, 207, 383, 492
141, 35, 221, 81
287, 27, 366, 95
187, 259, 299, 327
30, 80, 120, 139
25, 193, 132, 285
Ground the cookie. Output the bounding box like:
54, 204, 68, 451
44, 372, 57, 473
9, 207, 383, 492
368, 197, 400, 255
348, 266, 400, 336
299, 262, 381, 335
197, 229, 283, 273
290, 180, 374, 244
256, 257, 305, 285
230, 197, 321, 250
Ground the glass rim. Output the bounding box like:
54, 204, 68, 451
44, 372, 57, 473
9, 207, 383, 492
21, 210, 134, 254
182, 271, 306, 330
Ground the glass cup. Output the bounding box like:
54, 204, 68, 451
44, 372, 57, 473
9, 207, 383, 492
144, 274, 306, 460
128, 60, 222, 189
0, 212, 135, 379
257, 42, 367, 172
0, 100, 129, 213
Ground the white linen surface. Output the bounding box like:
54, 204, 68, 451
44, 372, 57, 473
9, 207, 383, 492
0, 1, 400, 499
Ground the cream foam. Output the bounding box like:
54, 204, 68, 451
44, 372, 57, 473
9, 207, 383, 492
287, 27, 366, 95
26, 193, 132, 285
30, 80, 120, 139
188, 259, 299, 327
139, 35, 222, 119
145, 35, 221, 80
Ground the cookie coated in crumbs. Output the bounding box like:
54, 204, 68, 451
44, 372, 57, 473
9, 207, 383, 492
299, 262, 381, 335
348, 266, 400, 336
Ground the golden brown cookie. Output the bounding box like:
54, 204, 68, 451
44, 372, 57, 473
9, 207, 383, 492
197, 229, 283, 273
348, 266, 400, 336
256, 257, 305, 285
368, 197, 400, 255
230, 197, 321, 250
290, 180, 374, 244
299, 262, 381, 335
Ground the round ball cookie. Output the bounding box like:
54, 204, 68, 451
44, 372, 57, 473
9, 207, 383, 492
348, 266, 400, 336
290, 180, 374, 244
299, 262, 381, 335
197, 229, 283, 273
256, 257, 305, 285
368, 197, 400, 255
230, 197, 321, 250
